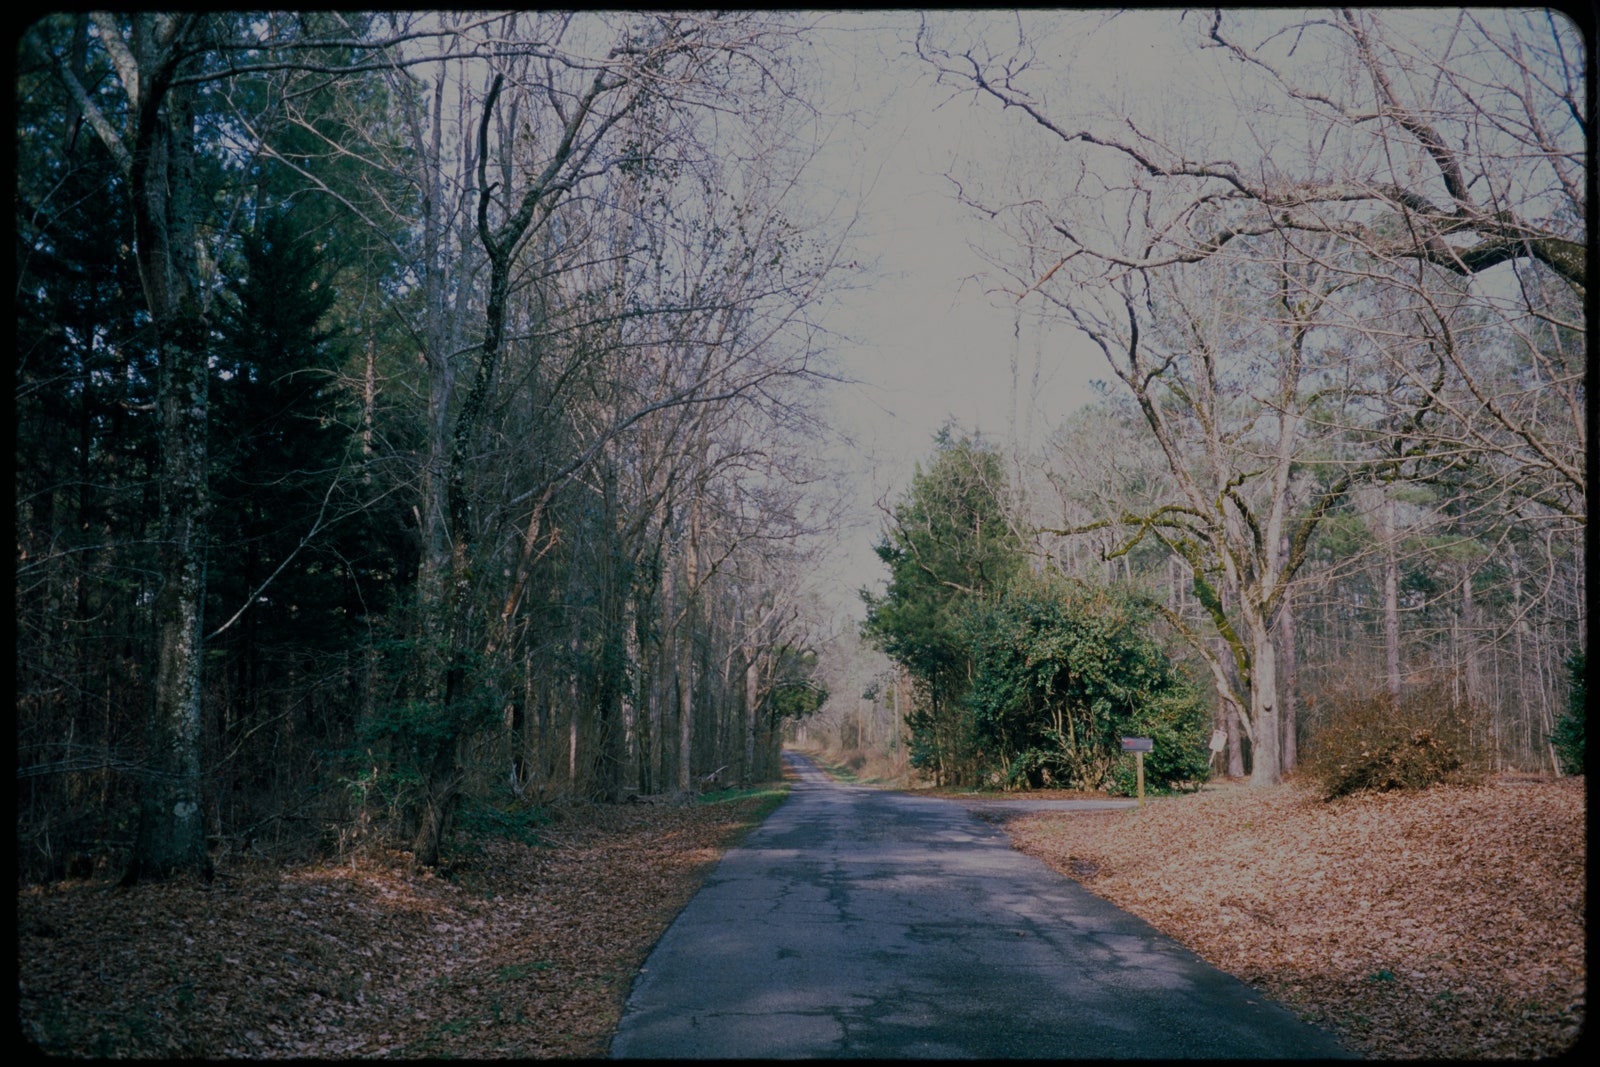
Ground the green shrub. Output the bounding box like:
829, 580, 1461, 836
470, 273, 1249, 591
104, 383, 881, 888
1108, 693, 1214, 797
959, 573, 1211, 795
1303, 683, 1487, 800
1551, 648, 1585, 776
450, 792, 549, 847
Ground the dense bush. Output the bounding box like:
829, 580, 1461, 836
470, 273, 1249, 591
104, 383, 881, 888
1303, 683, 1488, 800
1551, 649, 1585, 776
860, 425, 1027, 786
959, 574, 1211, 794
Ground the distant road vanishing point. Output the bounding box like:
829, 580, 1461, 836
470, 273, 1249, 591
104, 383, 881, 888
610, 752, 1352, 1059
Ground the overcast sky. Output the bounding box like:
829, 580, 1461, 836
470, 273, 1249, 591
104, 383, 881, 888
800, 11, 1107, 625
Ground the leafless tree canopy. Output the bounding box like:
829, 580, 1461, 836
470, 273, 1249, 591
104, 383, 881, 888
915, 8, 1584, 785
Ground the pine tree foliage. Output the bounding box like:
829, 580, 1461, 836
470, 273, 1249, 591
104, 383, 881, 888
861, 425, 1027, 784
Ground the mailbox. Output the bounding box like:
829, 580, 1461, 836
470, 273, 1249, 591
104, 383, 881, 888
1119, 737, 1153, 752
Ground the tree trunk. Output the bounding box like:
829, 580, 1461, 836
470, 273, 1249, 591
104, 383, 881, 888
1213, 636, 1247, 778
645, 594, 663, 795
1511, 555, 1532, 769
1461, 562, 1481, 705
620, 588, 642, 799
137, 310, 210, 879
677, 647, 694, 794
744, 653, 760, 786
411, 730, 461, 869
677, 501, 702, 794
91, 20, 214, 882
567, 625, 582, 790
1383, 495, 1403, 703
1278, 535, 1298, 773
408, 70, 460, 867
1246, 616, 1282, 787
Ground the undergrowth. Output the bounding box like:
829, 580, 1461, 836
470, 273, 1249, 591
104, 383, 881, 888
1303, 682, 1488, 800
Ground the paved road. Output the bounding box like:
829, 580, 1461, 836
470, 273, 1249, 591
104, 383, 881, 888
610, 752, 1351, 1059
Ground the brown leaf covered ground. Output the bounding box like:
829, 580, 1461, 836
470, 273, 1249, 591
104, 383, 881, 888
1002, 775, 1586, 1059
18, 774, 1585, 1059
18, 793, 781, 1059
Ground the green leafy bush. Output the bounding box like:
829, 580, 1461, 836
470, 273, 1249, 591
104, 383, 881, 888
1107, 697, 1214, 797
959, 573, 1210, 794
451, 793, 549, 847
1551, 649, 1585, 776
860, 425, 1027, 785
1304, 683, 1488, 800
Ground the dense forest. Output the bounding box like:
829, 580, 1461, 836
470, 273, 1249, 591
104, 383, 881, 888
17, 13, 839, 883
15, 10, 1587, 886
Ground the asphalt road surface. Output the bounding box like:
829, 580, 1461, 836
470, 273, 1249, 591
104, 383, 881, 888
610, 752, 1351, 1059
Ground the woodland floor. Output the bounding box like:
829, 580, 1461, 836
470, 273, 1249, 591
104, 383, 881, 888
17, 791, 784, 1059
999, 774, 1586, 1059
17, 771, 1586, 1059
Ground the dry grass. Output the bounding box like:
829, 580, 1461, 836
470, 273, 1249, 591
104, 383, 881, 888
787, 741, 910, 787
1003, 774, 1586, 1059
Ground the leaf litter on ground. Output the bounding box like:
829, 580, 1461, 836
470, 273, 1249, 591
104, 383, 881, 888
999, 774, 1585, 1059
18, 794, 779, 1059
18, 773, 1583, 1059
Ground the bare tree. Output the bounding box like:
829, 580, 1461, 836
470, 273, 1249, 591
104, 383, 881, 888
919, 8, 1584, 784
387, 13, 850, 845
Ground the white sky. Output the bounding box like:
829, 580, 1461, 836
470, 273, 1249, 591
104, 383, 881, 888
378, 12, 1090, 628
800, 11, 1110, 624
732, 7, 1582, 637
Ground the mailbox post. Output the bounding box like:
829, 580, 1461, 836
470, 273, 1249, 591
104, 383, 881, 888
1120, 737, 1153, 806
